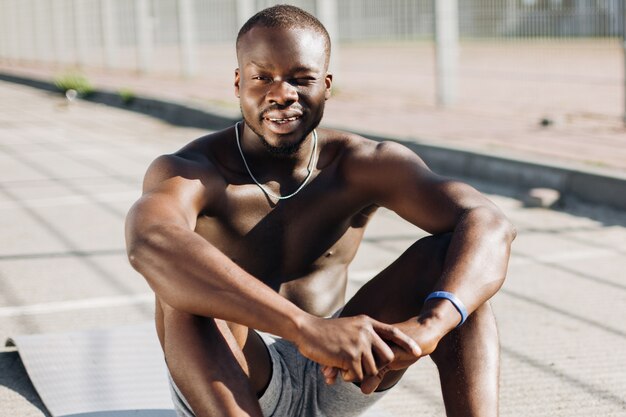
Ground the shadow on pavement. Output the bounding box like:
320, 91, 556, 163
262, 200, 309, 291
0, 349, 50, 416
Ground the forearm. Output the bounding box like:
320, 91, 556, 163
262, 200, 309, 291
423, 206, 515, 329
127, 222, 309, 339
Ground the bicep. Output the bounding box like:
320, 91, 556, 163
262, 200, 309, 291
129, 185, 200, 230
359, 142, 492, 234
126, 155, 214, 241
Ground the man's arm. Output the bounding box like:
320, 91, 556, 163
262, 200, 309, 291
125, 154, 306, 336
341, 138, 515, 388
125, 153, 418, 377
348, 139, 515, 319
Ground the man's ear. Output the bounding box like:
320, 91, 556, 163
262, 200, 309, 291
324, 73, 333, 100
234, 68, 240, 98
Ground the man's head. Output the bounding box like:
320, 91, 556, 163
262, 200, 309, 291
236, 5, 331, 70
234, 5, 332, 155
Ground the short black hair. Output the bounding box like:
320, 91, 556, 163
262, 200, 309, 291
236, 4, 331, 62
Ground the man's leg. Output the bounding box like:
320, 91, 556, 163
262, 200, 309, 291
431, 302, 499, 417
157, 299, 272, 417
340, 234, 500, 417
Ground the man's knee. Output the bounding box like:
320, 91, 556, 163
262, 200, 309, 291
344, 233, 453, 322
411, 232, 451, 269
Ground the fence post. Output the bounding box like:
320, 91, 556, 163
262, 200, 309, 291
22, 0, 33, 61
28, 0, 40, 61
236, 0, 255, 29
178, 0, 196, 78
73, 0, 88, 67
0, 0, 5, 61
623, 0, 626, 125
3, 0, 10, 60
7, 0, 21, 62
433, 0, 459, 107
315, 0, 340, 77
101, 0, 118, 69
51, 0, 66, 65
136, 0, 153, 74
33, 0, 47, 63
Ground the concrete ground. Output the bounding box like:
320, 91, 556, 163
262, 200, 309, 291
1, 80, 626, 417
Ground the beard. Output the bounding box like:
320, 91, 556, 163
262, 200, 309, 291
259, 132, 304, 156
240, 105, 322, 156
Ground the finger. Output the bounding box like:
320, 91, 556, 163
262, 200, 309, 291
362, 352, 379, 377
341, 368, 354, 382
370, 331, 395, 367
340, 368, 356, 382
344, 360, 364, 382
372, 341, 394, 367
360, 365, 389, 394
323, 366, 339, 384
375, 322, 421, 357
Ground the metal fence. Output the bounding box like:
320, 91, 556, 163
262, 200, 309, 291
0, 0, 623, 123
0, 0, 622, 69
339, 0, 624, 40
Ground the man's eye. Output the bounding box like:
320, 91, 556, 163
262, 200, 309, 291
252, 76, 271, 82
290, 78, 316, 86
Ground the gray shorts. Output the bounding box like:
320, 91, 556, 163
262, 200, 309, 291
168, 331, 388, 417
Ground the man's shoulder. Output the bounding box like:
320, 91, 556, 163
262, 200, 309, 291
321, 128, 419, 172
155, 126, 237, 171
175, 127, 233, 163
320, 128, 372, 149
319, 128, 376, 168
143, 128, 232, 193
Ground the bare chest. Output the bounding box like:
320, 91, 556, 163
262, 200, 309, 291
195, 174, 374, 307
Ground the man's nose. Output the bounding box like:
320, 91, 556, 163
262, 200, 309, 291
267, 80, 298, 105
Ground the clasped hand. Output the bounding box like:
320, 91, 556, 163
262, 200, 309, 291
295, 315, 440, 394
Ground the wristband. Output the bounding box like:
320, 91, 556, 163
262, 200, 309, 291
424, 291, 468, 328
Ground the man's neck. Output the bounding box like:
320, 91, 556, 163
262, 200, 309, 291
239, 124, 317, 177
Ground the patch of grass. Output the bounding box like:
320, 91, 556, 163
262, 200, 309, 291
54, 72, 94, 97
583, 159, 608, 168
118, 88, 135, 105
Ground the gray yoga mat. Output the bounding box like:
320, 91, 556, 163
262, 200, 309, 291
9, 322, 393, 417
9, 322, 175, 417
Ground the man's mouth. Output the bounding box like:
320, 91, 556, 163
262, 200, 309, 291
264, 115, 301, 124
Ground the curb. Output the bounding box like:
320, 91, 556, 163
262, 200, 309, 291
362, 132, 626, 210
0, 72, 237, 131
3, 71, 626, 210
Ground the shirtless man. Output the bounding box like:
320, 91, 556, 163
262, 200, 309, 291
125, 5, 515, 417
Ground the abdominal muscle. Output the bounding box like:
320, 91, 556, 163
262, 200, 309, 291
278, 264, 349, 318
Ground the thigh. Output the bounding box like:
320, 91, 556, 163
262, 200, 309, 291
157, 298, 272, 397
341, 233, 451, 323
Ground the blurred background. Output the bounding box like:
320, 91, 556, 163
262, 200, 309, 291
1, 0, 624, 171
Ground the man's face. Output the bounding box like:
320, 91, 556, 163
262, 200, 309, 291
235, 26, 332, 155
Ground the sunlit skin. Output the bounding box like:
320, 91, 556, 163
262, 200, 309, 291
125, 24, 515, 417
